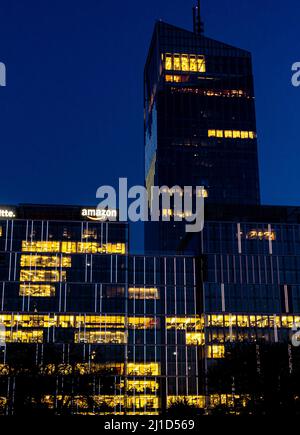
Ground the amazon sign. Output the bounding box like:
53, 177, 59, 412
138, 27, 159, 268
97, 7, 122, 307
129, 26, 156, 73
80, 208, 117, 221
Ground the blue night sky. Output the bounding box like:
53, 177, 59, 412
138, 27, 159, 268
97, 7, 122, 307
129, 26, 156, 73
0, 0, 299, 251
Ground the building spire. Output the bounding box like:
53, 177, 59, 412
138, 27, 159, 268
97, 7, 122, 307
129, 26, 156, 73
193, 0, 204, 35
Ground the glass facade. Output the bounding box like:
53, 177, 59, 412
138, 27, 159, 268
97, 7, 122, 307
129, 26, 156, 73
0, 204, 205, 415
144, 21, 260, 252
182, 204, 300, 407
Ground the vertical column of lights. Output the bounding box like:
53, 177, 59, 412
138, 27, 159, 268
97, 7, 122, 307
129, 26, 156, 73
193, 257, 200, 400
183, 257, 189, 397
123, 241, 129, 415
153, 256, 158, 413
143, 257, 146, 414
174, 257, 178, 398
164, 257, 168, 408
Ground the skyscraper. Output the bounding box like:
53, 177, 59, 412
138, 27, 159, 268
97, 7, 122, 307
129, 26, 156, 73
144, 1, 260, 252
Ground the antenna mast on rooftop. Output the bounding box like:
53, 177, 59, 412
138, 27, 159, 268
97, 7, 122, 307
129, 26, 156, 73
193, 0, 204, 35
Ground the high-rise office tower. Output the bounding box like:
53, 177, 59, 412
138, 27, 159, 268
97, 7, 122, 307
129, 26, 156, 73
144, 1, 260, 252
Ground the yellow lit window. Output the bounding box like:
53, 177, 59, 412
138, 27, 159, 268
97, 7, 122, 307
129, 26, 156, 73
20, 269, 66, 282
22, 241, 60, 253
246, 230, 276, 241
75, 331, 126, 344
77, 242, 99, 253
22, 240, 126, 255
168, 396, 205, 409
189, 55, 197, 72
5, 330, 43, 343
166, 317, 202, 331
127, 362, 160, 376
127, 396, 159, 410
105, 243, 126, 254
233, 130, 241, 138
186, 332, 204, 345
120, 380, 159, 393
173, 75, 182, 83
128, 317, 157, 329
197, 188, 208, 198
241, 131, 249, 139
181, 54, 189, 71
162, 209, 172, 218
173, 54, 181, 70
19, 284, 55, 297
165, 54, 172, 70
75, 315, 125, 329
197, 55, 206, 72
128, 287, 159, 300
224, 130, 233, 138
0, 226, 2, 237
82, 228, 97, 240
207, 345, 225, 359
209, 130, 256, 140
164, 53, 206, 73
165, 75, 173, 82
209, 314, 225, 327
20, 255, 71, 268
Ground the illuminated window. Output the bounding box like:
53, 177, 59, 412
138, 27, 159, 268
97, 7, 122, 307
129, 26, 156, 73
128, 287, 159, 300
5, 330, 43, 343
75, 315, 125, 329
196, 187, 208, 198
22, 241, 60, 253
246, 230, 276, 240
22, 240, 126, 255
186, 332, 204, 345
207, 345, 225, 359
166, 317, 202, 331
20, 255, 71, 268
120, 380, 159, 393
208, 130, 256, 140
127, 363, 160, 376
127, 396, 159, 410
168, 396, 205, 409
60, 241, 77, 253
173, 75, 184, 83
128, 317, 157, 329
165, 54, 172, 70
189, 55, 197, 72
165, 75, 174, 82
173, 54, 181, 70
162, 209, 172, 218
171, 88, 249, 98
181, 54, 189, 71
197, 56, 206, 73
19, 284, 55, 297
224, 130, 233, 138
82, 228, 97, 240
241, 131, 249, 139
20, 269, 66, 282
163, 53, 206, 73
75, 331, 126, 344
